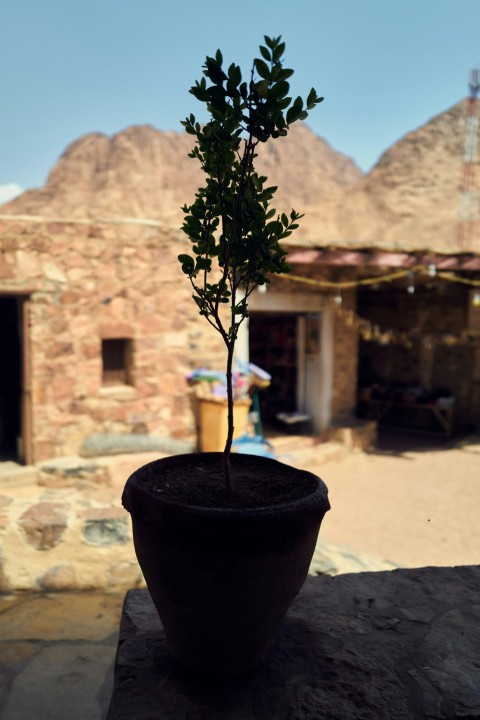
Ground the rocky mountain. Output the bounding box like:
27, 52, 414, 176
0, 123, 361, 236
1, 99, 474, 254
299, 100, 468, 253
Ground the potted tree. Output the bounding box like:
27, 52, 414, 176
122, 36, 330, 678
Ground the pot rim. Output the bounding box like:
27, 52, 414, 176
123, 452, 330, 519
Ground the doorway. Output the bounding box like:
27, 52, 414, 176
248, 310, 326, 433
0, 297, 24, 461
249, 312, 298, 424
245, 290, 334, 433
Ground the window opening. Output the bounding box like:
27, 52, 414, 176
101, 339, 132, 386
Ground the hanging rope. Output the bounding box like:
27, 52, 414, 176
279, 265, 480, 290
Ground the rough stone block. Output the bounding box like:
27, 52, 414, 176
80, 433, 193, 457
106, 561, 144, 589
38, 456, 110, 488
38, 564, 77, 591
83, 517, 129, 547
107, 566, 480, 720
18, 502, 68, 550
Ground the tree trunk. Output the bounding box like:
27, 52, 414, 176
222, 341, 235, 493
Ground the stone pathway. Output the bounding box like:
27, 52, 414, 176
0, 592, 124, 720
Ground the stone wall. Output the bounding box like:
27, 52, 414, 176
331, 291, 358, 420
0, 451, 178, 593
358, 282, 480, 428
0, 218, 225, 462
1, 218, 362, 463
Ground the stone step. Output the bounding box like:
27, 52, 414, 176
0, 462, 39, 487
267, 433, 320, 453
276, 441, 349, 470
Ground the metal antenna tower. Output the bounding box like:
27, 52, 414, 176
457, 68, 480, 251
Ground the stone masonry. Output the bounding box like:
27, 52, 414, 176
0, 218, 225, 462
0, 438, 387, 594
0, 216, 360, 463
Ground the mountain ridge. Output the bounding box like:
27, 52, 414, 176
1, 99, 476, 254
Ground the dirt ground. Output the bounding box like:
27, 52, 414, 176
314, 431, 480, 570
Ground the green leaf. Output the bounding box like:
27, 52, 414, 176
270, 80, 290, 99
276, 68, 294, 81
286, 104, 303, 124
234, 305, 247, 315
306, 87, 317, 109
254, 58, 270, 80
266, 220, 283, 235
272, 41, 285, 62
205, 56, 227, 84
178, 254, 195, 274
259, 45, 271, 62
227, 63, 242, 88
182, 122, 196, 136
254, 79, 269, 97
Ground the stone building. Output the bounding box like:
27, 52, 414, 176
281, 248, 480, 439
2, 209, 479, 468
0, 213, 365, 465
2, 99, 480, 465
0, 217, 222, 464
0, 122, 364, 465
2, 102, 480, 596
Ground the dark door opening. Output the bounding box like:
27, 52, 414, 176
249, 312, 298, 426
0, 297, 22, 461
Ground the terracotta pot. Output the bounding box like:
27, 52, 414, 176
122, 452, 330, 678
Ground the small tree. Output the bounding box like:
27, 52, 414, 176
179, 36, 323, 492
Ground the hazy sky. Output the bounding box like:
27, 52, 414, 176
1, 0, 479, 203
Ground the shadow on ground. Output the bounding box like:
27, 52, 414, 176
373, 428, 473, 455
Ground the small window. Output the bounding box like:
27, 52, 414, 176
101, 339, 132, 386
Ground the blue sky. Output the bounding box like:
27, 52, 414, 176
1, 0, 479, 203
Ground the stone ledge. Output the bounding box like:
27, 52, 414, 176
107, 565, 480, 720
80, 433, 195, 457
99, 385, 137, 400
0, 462, 39, 487
38, 455, 110, 488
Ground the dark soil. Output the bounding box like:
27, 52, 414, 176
141, 455, 318, 510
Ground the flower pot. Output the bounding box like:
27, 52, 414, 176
198, 397, 251, 452
122, 452, 330, 678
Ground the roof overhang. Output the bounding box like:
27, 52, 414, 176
286, 247, 480, 271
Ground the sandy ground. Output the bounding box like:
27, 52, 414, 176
314, 433, 480, 570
